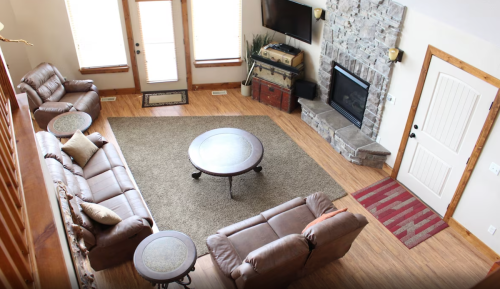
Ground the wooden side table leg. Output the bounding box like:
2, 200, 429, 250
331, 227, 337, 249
228, 176, 233, 199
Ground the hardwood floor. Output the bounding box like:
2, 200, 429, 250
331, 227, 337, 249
54, 90, 491, 288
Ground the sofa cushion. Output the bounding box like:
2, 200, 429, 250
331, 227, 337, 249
74, 196, 97, 233
83, 149, 112, 179
59, 92, 85, 105
80, 202, 122, 225
217, 215, 267, 237
62, 130, 99, 167
64, 168, 81, 197
86, 170, 123, 203
98, 195, 135, 221
36, 74, 65, 102
228, 223, 279, 260
60, 151, 74, 173
112, 167, 135, 192
102, 143, 124, 168
75, 175, 93, 202
124, 190, 153, 226
261, 197, 305, 220
267, 204, 316, 238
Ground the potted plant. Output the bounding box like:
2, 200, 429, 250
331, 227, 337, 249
241, 33, 272, 96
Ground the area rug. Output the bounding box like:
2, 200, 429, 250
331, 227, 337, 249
352, 177, 448, 249
108, 116, 346, 255
142, 90, 188, 107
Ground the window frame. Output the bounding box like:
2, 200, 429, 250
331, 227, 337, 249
65, 0, 130, 74
190, 0, 243, 68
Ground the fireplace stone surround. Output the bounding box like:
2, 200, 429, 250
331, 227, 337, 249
298, 0, 405, 168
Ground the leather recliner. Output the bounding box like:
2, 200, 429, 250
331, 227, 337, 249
207, 192, 368, 289
18, 62, 100, 129
36, 131, 153, 271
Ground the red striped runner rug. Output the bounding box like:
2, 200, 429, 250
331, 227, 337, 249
352, 177, 448, 249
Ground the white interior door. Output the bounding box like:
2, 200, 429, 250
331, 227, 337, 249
398, 56, 499, 216
128, 0, 187, 91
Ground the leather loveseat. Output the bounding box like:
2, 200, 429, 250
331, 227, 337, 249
207, 192, 368, 289
19, 63, 101, 130
36, 131, 153, 271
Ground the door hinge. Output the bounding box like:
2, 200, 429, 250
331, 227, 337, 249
466, 157, 470, 164
490, 102, 493, 110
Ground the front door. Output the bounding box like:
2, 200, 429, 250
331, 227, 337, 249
397, 56, 498, 216
128, 0, 187, 91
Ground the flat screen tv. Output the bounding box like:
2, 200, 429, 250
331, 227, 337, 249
262, 0, 312, 44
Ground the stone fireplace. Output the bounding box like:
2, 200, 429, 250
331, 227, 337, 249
299, 0, 405, 168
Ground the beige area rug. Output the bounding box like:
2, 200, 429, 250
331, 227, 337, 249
108, 116, 346, 255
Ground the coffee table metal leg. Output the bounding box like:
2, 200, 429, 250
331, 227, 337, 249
191, 171, 202, 179
228, 176, 233, 199
253, 165, 262, 173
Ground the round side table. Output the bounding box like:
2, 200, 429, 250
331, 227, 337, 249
134, 231, 197, 289
47, 111, 92, 139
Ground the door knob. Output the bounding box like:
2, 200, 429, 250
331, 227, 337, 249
136, 50, 141, 54
409, 133, 416, 138
414, 124, 419, 129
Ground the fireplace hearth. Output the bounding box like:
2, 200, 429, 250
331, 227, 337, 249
329, 63, 369, 128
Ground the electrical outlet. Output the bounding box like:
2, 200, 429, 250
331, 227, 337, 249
387, 94, 396, 105
489, 162, 500, 176
488, 225, 496, 235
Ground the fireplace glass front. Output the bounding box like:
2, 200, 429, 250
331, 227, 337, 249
329, 64, 370, 128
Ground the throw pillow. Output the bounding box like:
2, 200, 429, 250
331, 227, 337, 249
62, 130, 98, 167
302, 208, 348, 233
80, 202, 122, 225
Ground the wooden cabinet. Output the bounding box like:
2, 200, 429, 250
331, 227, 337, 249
252, 77, 298, 113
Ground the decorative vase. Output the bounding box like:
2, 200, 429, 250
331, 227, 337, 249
241, 80, 252, 97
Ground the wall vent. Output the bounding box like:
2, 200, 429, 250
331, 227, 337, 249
101, 97, 116, 102
211, 90, 227, 95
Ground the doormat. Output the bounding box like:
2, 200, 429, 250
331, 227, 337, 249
142, 90, 188, 107
352, 177, 448, 249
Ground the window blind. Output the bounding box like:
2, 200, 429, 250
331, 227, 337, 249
191, 0, 242, 61
65, 0, 128, 68
137, 1, 178, 82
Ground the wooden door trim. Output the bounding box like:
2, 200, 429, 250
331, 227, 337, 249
181, 0, 193, 90
121, 0, 142, 93
391, 45, 500, 222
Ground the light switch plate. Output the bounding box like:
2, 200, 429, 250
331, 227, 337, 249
488, 225, 496, 235
489, 162, 500, 176
387, 94, 396, 105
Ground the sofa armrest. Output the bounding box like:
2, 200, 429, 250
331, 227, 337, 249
303, 212, 368, 247
38, 102, 73, 113
36, 131, 63, 163
305, 192, 336, 218
95, 216, 150, 247
90, 84, 99, 95
206, 234, 243, 278
63, 80, 94, 92
18, 82, 43, 111
86, 132, 107, 148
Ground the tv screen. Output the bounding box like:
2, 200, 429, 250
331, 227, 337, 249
262, 0, 312, 44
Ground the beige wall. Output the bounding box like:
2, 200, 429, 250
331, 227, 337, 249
7, 0, 135, 90
0, 0, 32, 92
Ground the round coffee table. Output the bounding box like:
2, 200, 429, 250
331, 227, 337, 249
188, 128, 264, 199
133, 231, 197, 289
47, 111, 92, 139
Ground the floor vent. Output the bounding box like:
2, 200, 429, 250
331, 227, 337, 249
211, 90, 227, 95
101, 97, 116, 102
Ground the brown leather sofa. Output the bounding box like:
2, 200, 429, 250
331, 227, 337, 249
18, 63, 100, 130
36, 131, 153, 271
207, 192, 368, 289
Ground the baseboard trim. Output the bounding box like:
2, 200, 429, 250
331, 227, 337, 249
192, 82, 241, 91
448, 217, 500, 262
383, 163, 393, 176
100, 88, 137, 96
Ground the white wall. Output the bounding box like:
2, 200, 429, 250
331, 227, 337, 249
0, 0, 32, 92
188, 0, 285, 85
377, 9, 500, 255
7, 0, 135, 90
